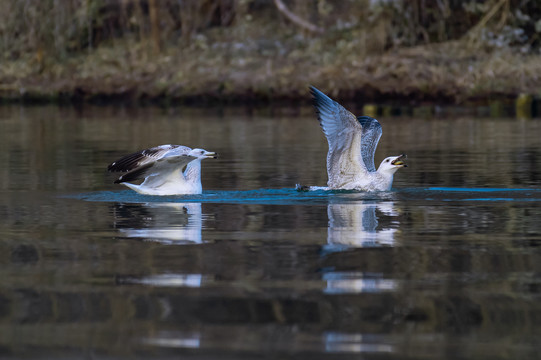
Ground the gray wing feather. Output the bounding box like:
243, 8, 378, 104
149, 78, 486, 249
357, 116, 382, 172
310, 86, 370, 184
310, 86, 361, 149
108, 144, 191, 172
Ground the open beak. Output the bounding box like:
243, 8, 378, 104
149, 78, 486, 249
391, 154, 407, 167
204, 151, 218, 159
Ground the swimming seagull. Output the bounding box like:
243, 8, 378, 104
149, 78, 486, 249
298, 86, 407, 191
108, 145, 217, 195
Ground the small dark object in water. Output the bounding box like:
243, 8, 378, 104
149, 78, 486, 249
295, 184, 311, 192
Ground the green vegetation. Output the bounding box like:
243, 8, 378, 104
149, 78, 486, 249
1, 0, 541, 105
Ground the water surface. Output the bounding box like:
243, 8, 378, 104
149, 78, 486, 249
1, 105, 541, 359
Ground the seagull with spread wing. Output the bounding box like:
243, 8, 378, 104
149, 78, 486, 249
298, 86, 407, 191
108, 145, 217, 195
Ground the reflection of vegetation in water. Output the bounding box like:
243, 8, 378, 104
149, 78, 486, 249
1, 0, 541, 103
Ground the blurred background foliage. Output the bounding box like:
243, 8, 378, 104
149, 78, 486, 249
1, 0, 540, 103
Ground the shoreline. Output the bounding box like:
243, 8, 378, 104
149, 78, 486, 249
0, 88, 535, 120
0, 78, 534, 107
0, 79, 537, 119
2, 41, 540, 114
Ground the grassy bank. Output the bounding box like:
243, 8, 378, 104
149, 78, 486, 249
1, 0, 540, 106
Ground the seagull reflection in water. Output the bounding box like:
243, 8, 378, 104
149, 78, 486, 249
114, 202, 208, 288
324, 201, 399, 295
326, 201, 398, 248
113, 202, 203, 244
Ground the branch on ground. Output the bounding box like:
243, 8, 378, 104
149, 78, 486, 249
273, 0, 323, 34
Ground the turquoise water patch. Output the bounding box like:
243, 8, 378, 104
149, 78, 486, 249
69, 188, 395, 205
67, 187, 541, 205
428, 187, 532, 192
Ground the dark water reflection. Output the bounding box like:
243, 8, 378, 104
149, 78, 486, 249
1, 105, 541, 359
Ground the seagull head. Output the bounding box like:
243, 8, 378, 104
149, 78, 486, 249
378, 154, 407, 174
189, 148, 218, 160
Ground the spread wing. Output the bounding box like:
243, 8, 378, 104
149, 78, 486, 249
310, 86, 370, 186
107, 144, 191, 172
357, 116, 382, 172
113, 154, 197, 184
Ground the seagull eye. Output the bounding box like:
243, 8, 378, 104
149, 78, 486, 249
385, 159, 390, 162
200, 150, 204, 154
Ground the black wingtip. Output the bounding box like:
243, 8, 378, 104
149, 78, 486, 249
309, 85, 324, 99
309, 85, 333, 104
112, 162, 153, 185
309, 85, 335, 122
107, 151, 148, 172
